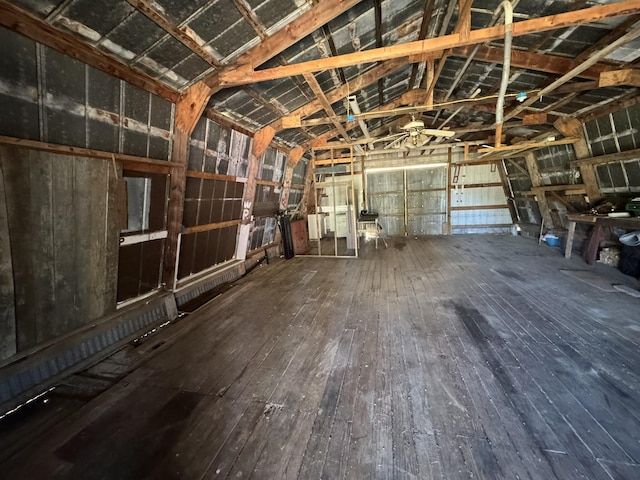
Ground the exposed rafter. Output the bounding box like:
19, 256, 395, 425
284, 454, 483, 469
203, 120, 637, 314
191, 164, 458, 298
504, 26, 640, 122
408, 0, 437, 90
272, 58, 408, 131
0, 0, 180, 102
125, 0, 221, 67
450, 45, 617, 81
219, 1, 640, 87
204, 0, 365, 89
303, 73, 352, 142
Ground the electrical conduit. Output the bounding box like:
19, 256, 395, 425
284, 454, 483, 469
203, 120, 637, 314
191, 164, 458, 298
495, 0, 513, 148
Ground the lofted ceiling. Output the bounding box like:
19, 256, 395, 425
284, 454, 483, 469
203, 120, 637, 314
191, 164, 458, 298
3, 0, 640, 154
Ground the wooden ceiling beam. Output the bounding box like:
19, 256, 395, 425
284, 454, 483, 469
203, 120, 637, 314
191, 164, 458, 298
219, 0, 640, 86
0, 0, 180, 103
599, 69, 640, 88
273, 58, 408, 131
303, 73, 352, 141
204, 0, 365, 89
422, 0, 473, 104
374, 0, 385, 105
450, 45, 617, 80
408, 0, 437, 89
302, 90, 458, 148
126, 0, 221, 67
504, 27, 640, 122
574, 14, 640, 62
578, 91, 640, 123
289, 89, 427, 127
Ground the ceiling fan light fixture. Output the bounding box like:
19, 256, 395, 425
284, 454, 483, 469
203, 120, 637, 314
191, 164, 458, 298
402, 119, 426, 131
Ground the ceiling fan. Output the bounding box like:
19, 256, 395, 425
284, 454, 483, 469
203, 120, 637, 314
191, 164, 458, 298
382, 115, 456, 149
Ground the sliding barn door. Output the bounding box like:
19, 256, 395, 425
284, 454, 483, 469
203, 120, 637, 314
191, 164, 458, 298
406, 167, 447, 235
367, 166, 448, 237
367, 171, 405, 236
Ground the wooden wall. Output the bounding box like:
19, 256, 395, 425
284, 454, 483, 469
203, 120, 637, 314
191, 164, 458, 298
0, 146, 119, 354
0, 165, 16, 360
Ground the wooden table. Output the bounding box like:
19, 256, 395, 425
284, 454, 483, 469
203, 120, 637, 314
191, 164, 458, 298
565, 213, 640, 264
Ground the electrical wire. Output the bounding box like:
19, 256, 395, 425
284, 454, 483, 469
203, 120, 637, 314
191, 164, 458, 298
355, 89, 542, 120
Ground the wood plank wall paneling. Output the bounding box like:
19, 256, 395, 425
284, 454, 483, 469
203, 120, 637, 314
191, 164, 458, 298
0, 146, 119, 351
0, 165, 17, 360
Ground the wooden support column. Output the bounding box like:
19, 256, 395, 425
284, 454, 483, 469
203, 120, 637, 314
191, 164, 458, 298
498, 159, 519, 225
280, 147, 305, 211
235, 134, 273, 260
425, 60, 434, 109
554, 117, 601, 203
300, 156, 316, 218
445, 147, 452, 235
524, 152, 554, 229
162, 83, 211, 287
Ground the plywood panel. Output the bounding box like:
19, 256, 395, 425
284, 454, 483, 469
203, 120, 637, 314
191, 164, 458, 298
0, 165, 16, 360
0, 146, 118, 350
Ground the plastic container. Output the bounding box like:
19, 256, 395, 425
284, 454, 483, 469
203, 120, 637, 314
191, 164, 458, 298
545, 235, 559, 247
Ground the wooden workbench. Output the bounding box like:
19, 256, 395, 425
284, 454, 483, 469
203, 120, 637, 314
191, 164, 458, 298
565, 213, 640, 263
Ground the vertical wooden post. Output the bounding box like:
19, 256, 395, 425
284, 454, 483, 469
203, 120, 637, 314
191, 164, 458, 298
280, 146, 304, 211
445, 147, 452, 235
524, 152, 554, 229
554, 118, 601, 203
300, 156, 315, 218
497, 159, 519, 225
162, 82, 211, 287
236, 126, 277, 260
426, 60, 434, 109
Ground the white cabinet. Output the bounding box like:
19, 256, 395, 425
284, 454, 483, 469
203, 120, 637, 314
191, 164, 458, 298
307, 214, 326, 240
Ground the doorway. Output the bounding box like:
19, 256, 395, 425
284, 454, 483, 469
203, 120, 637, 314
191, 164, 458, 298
367, 165, 448, 237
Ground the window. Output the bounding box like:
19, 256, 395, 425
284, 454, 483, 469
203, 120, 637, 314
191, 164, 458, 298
117, 171, 169, 302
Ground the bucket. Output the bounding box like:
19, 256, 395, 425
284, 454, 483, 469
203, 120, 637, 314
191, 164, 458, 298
545, 235, 559, 247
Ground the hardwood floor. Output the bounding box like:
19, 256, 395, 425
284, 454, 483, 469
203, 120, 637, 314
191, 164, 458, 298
1, 235, 640, 479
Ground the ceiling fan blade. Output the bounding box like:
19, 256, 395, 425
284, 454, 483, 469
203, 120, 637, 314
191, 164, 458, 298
384, 134, 408, 149
420, 128, 456, 138
371, 132, 406, 144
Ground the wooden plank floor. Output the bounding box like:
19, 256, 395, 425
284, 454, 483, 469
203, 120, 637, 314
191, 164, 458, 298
2, 235, 640, 479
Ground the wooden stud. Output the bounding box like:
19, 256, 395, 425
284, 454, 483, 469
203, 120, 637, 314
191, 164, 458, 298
183, 219, 242, 235
186, 170, 240, 182
162, 131, 188, 287
0, 135, 178, 173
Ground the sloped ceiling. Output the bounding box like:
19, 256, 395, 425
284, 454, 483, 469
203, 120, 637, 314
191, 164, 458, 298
3, 0, 640, 151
